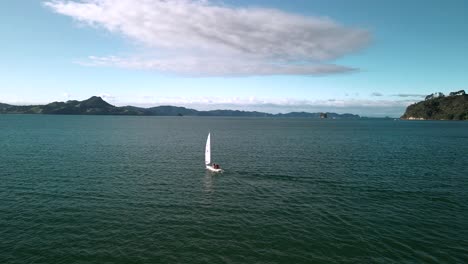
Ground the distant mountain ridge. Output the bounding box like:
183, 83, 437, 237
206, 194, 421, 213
401, 90, 468, 120
0, 96, 360, 118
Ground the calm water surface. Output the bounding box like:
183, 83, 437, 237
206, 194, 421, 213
0, 115, 467, 263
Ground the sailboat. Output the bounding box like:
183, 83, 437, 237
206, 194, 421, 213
205, 133, 223, 173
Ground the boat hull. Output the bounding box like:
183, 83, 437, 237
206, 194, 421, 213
206, 165, 223, 173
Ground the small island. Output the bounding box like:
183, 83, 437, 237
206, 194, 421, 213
401, 90, 468, 120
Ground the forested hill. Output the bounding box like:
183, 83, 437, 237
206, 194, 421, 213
401, 90, 468, 120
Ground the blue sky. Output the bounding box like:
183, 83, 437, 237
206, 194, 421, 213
1, 0, 467, 117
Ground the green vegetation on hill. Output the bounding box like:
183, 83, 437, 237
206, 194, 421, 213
401, 90, 468, 120
0, 96, 360, 118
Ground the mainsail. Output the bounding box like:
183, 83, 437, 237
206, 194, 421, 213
205, 133, 211, 165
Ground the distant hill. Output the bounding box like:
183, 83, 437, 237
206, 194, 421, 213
275, 112, 359, 119
401, 90, 468, 120
0, 96, 360, 118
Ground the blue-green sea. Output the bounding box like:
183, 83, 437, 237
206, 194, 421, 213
1, 115, 467, 263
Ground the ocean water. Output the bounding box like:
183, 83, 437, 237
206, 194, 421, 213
0, 115, 467, 263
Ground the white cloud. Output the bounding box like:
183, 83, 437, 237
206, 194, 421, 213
118, 95, 414, 117
45, 0, 370, 76
128, 95, 412, 107
63, 92, 72, 99
98, 92, 116, 102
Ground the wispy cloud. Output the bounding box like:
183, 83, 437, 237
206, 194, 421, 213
392, 93, 426, 98
98, 93, 116, 102
78, 55, 355, 76
45, 0, 370, 76
63, 92, 72, 99
371, 92, 383, 96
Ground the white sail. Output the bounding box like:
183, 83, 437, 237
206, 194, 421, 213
205, 133, 211, 165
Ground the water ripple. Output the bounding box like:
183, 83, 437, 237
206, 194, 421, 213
1, 116, 467, 263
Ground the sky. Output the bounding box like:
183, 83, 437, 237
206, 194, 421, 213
1, 0, 467, 117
